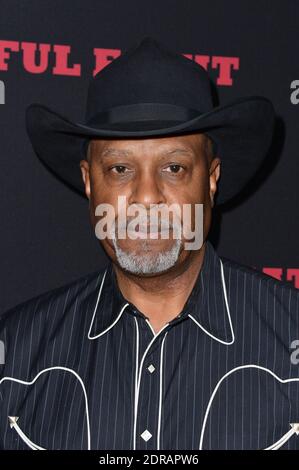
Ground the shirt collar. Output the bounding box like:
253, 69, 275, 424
87, 240, 234, 345
183, 240, 235, 345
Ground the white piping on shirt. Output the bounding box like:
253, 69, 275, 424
133, 319, 169, 450
145, 318, 157, 337
134, 317, 140, 426
0, 366, 91, 450
188, 258, 235, 346
87, 269, 129, 339
199, 364, 299, 450
157, 332, 168, 450
264, 423, 299, 450
133, 317, 140, 451
8, 417, 45, 450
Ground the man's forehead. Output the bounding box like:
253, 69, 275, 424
88, 132, 207, 155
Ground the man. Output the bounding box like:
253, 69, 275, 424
1, 36, 299, 450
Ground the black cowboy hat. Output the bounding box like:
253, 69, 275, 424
25, 36, 275, 205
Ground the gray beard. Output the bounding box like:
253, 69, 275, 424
112, 237, 182, 275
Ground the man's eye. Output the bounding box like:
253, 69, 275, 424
164, 164, 184, 173
110, 165, 129, 174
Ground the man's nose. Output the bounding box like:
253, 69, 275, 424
128, 170, 166, 207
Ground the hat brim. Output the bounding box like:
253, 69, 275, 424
25, 96, 275, 205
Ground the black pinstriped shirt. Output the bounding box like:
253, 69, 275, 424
1, 239, 299, 450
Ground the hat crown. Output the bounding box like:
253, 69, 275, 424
85, 36, 214, 125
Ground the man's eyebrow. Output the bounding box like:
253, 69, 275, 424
162, 148, 194, 155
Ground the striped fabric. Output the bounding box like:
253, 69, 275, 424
0, 239, 299, 450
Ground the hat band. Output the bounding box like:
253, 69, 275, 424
87, 102, 201, 126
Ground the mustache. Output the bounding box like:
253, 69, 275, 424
109, 215, 183, 236
117, 218, 179, 229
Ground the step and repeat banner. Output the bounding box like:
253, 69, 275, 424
0, 0, 298, 314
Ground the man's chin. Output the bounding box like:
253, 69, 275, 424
116, 259, 177, 277
111, 238, 183, 275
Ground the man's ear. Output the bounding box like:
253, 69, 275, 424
79, 159, 91, 200
209, 158, 221, 208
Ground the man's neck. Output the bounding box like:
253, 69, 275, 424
112, 242, 207, 334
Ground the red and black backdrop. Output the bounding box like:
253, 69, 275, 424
0, 0, 298, 314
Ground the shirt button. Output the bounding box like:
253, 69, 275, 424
140, 429, 152, 442
147, 364, 155, 373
